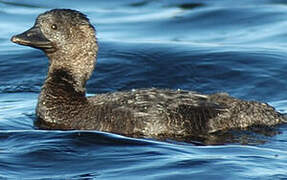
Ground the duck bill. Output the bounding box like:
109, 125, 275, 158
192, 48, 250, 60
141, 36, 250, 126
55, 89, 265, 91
11, 26, 55, 52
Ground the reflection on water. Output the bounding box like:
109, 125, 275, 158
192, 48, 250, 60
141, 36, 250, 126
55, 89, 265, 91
1, 0, 287, 179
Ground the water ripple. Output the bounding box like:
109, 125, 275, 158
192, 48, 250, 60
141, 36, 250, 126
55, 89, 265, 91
1, 0, 287, 179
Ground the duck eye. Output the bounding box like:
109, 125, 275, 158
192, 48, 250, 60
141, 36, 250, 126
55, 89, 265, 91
51, 24, 57, 30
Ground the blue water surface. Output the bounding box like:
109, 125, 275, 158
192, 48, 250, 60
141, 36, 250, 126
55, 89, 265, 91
1, 0, 287, 179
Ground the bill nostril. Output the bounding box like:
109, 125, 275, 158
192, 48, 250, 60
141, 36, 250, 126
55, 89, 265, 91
27, 32, 35, 37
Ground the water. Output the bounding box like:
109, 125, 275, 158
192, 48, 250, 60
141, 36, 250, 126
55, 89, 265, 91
1, 0, 287, 179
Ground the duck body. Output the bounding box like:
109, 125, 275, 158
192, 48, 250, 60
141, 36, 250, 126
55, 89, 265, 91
35, 68, 285, 141
11, 9, 286, 143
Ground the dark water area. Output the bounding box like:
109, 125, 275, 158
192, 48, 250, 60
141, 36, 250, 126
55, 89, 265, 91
1, 0, 287, 179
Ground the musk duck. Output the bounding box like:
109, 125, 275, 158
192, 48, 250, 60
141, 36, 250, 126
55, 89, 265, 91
11, 9, 287, 143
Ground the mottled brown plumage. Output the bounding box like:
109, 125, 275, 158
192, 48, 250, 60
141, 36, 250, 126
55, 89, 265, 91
11, 9, 287, 143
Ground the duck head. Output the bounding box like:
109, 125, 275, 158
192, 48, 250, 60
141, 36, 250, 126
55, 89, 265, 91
11, 9, 98, 90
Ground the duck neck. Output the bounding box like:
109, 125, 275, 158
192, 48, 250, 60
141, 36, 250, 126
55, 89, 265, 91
44, 67, 86, 99
45, 44, 97, 95
36, 66, 88, 129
